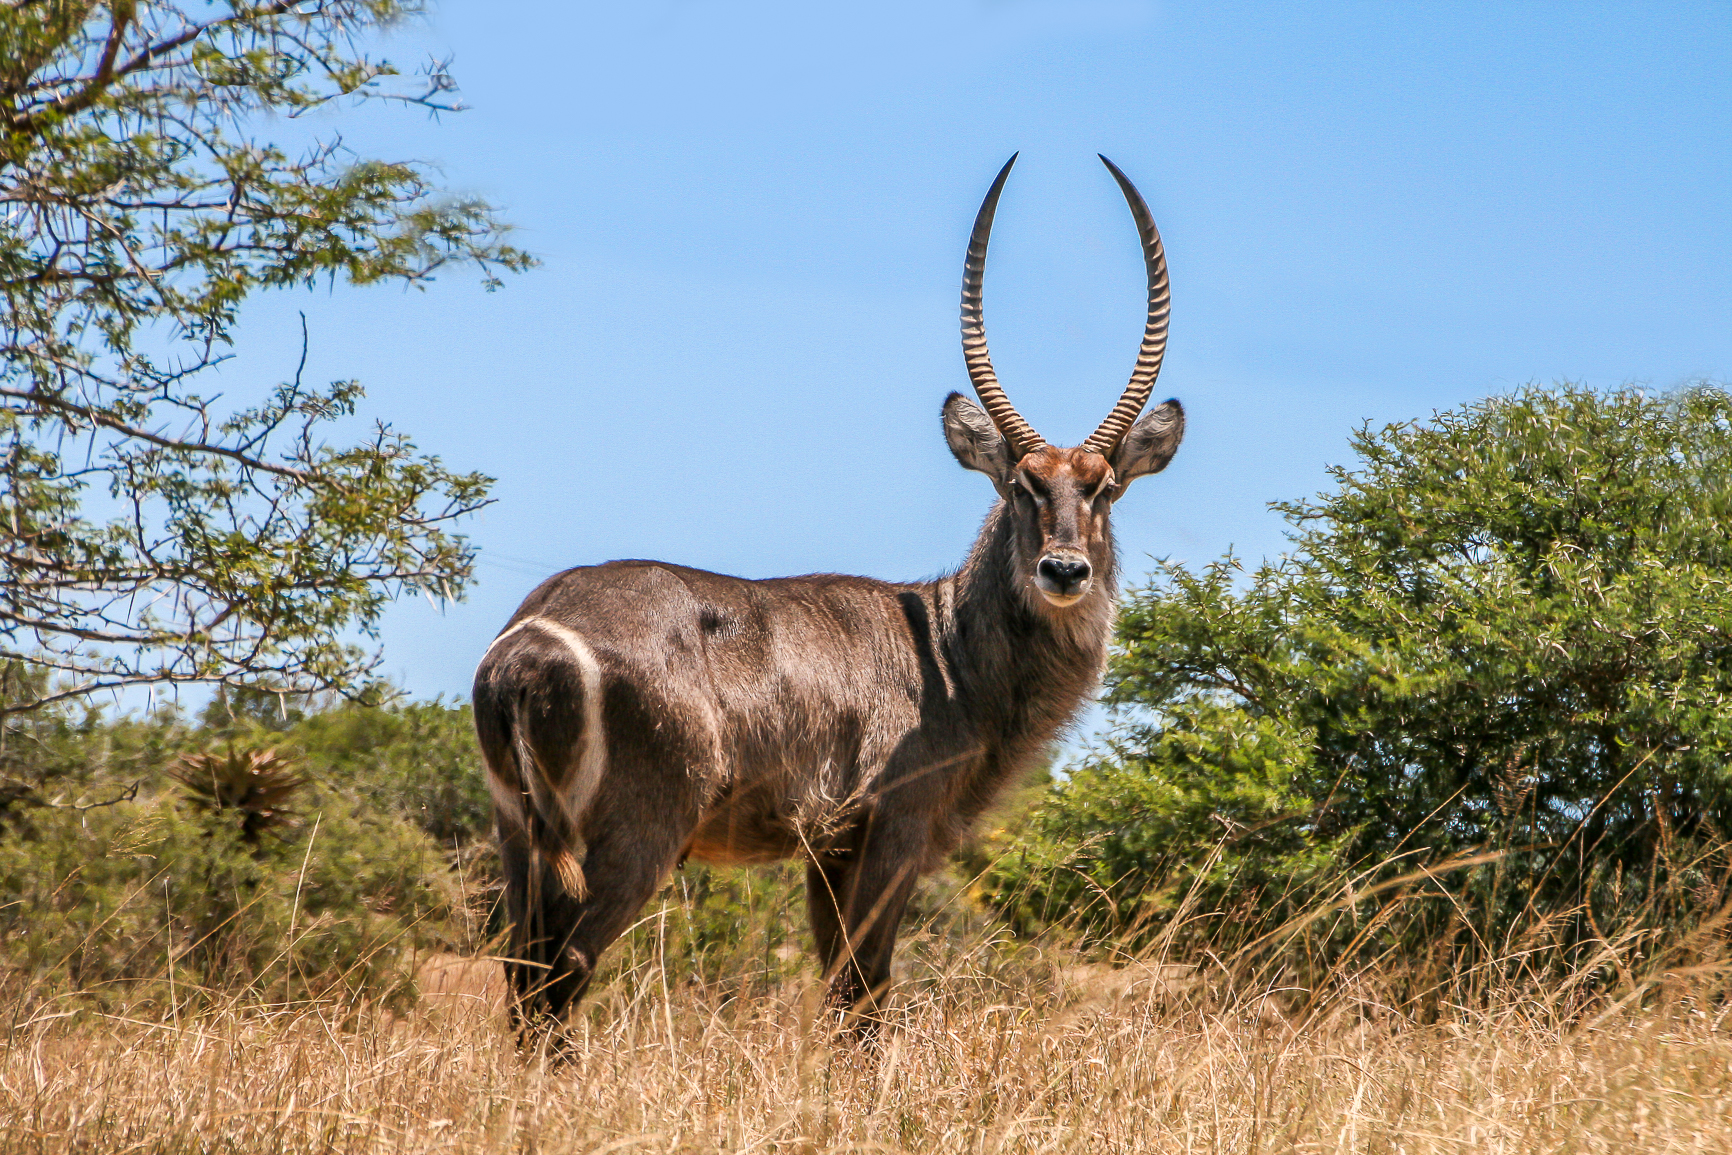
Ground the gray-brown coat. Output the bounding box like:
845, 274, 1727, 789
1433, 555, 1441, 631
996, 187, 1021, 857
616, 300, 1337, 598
473, 154, 1185, 1028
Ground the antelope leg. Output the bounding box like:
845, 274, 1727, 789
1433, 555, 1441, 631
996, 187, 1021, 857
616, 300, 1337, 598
807, 815, 923, 1034
501, 801, 691, 1028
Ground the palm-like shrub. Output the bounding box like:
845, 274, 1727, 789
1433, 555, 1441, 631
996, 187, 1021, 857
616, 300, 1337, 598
169, 747, 308, 847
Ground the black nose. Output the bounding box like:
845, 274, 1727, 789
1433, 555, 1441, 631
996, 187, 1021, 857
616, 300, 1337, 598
1038, 556, 1092, 590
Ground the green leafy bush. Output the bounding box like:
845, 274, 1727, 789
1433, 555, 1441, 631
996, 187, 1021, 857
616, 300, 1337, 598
0, 774, 460, 1009
984, 385, 1732, 998
288, 698, 492, 847
1, 687, 487, 1006
977, 702, 1346, 947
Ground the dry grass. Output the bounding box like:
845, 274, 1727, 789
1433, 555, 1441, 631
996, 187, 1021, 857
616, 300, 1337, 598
6, 934, 1732, 1154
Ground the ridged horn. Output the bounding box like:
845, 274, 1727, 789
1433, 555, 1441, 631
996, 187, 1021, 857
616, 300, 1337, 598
1081, 155, 1170, 458
961, 154, 1045, 459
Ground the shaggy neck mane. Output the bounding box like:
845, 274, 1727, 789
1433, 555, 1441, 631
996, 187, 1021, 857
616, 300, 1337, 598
934, 500, 1118, 751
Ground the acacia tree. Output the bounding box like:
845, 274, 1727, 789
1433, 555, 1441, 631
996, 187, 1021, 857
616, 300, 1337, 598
0, 1, 532, 713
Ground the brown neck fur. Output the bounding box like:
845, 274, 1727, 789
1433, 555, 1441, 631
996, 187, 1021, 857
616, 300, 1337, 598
920, 499, 1117, 830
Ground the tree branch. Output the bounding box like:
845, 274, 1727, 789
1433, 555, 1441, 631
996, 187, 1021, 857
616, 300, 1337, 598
0, 387, 316, 482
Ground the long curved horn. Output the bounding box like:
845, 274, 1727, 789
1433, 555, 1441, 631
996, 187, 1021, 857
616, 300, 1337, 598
1081, 155, 1170, 458
961, 154, 1045, 459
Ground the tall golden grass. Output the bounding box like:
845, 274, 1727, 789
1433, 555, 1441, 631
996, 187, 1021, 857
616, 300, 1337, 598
6, 894, 1732, 1154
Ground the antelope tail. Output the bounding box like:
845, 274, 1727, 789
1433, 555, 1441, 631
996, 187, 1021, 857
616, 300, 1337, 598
509, 716, 590, 899
476, 617, 611, 900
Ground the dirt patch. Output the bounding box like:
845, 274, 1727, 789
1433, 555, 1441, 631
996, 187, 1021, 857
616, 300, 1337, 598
416, 953, 508, 1019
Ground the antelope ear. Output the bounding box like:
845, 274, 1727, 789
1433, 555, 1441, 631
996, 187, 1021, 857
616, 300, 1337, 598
1110, 399, 1184, 495
943, 392, 1015, 490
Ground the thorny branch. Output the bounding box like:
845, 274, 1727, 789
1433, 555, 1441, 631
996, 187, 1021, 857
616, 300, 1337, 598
0, 2, 532, 714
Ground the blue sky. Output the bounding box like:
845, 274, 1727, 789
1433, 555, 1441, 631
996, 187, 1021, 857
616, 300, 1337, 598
222, 1, 1731, 711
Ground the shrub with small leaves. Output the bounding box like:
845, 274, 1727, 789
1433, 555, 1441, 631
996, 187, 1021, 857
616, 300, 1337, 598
0, 721, 465, 1008
986, 385, 1732, 1000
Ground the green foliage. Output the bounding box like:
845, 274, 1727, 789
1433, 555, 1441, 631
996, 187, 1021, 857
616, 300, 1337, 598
602, 863, 811, 1002
0, 768, 459, 1008
986, 385, 1732, 993
978, 704, 1346, 946
287, 697, 491, 847
0, 2, 535, 712
0, 682, 490, 1005
0, 661, 186, 831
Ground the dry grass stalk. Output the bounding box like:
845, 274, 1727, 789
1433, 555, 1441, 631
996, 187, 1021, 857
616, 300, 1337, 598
6, 930, 1732, 1154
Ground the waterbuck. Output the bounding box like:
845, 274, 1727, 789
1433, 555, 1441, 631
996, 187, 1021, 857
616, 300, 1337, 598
474, 154, 1184, 1028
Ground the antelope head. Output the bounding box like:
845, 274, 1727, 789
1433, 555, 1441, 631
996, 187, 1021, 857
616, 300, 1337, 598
943, 154, 1186, 612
